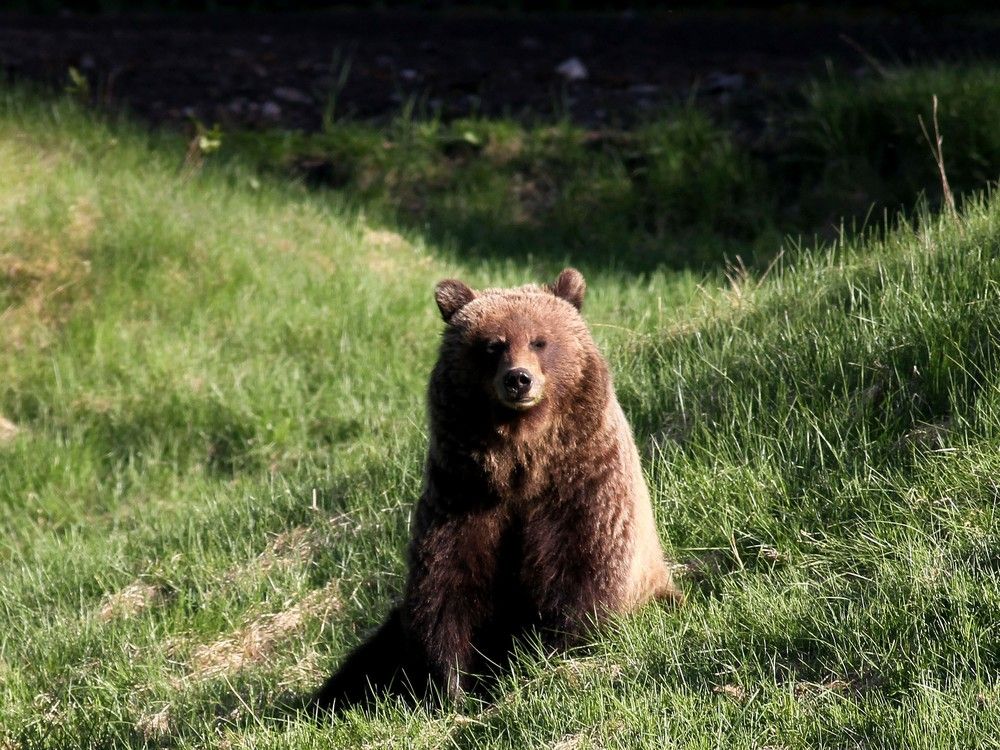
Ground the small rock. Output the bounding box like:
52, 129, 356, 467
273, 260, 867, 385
261, 101, 282, 118
520, 36, 541, 50
555, 57, 588, 82
399, 68, 418, 82
79, 53, 96, 70
273, 86, 312, 104
0, 416, 18, 444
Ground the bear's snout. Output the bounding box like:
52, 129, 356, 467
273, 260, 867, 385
503, 368, 533, 399
495, 365, 545, 410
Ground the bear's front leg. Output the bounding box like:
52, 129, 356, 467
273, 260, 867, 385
522, 483, 632, 642
404, 503, 506, 701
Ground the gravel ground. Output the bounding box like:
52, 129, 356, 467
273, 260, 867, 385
1, 9, 998, 130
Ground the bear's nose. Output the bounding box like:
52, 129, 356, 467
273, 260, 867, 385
503, 368, 533, 399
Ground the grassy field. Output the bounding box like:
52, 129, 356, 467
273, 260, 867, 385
1, 67, 1000, 749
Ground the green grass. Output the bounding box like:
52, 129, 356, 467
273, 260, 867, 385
1, 67, 1000, 749
226, 108, 777, 273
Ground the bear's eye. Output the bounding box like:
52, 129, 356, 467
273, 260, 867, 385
484, 340, 507, 355
531, 339, 547, 350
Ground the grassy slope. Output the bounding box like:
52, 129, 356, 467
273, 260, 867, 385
1, 79, 999, 749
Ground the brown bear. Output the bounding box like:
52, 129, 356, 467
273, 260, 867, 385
312, 268, 681, 711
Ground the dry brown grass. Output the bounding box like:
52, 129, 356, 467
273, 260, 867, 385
217, 515, 355, 591
135, 704, 172, 741
712, 683, 747, 701
551, 731, 592, 750
188, 581, 340, 680
98, 580, 168, 622
509, 173, 558, 227
0, 200, 97, 351
483, 133, 525, 167
0, 416, 19, 445
362, 225, 432, 278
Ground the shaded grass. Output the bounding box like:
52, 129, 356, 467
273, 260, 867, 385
225, 65, 1000, 274
791, 66, 1000, 226
1, 70, 1000, 749
227, 107, 779, 273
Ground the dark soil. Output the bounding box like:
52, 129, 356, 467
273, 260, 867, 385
1, 9, 998, 130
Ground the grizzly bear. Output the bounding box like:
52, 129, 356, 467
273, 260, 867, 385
312, 268, 681, 711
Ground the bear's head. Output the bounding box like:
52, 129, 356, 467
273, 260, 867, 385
431, 268, 605, 431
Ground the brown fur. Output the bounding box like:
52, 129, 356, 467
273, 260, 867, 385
313, 268, 681, 712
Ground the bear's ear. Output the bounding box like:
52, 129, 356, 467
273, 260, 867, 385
550, 268, 586, 310
434, 279, 476, 322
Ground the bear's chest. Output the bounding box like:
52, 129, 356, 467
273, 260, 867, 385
477, 444, 553, 503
